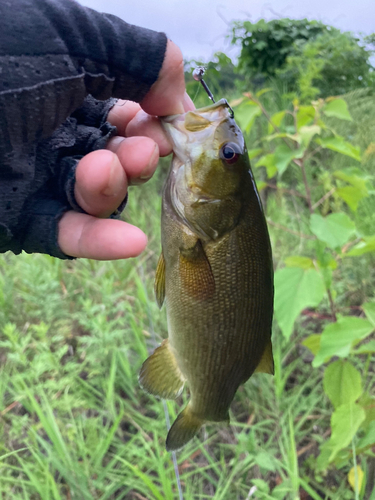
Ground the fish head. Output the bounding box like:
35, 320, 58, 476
162, 99, 249, 199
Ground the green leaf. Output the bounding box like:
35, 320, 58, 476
333, 169, 369, 191
346, 235, 375, 256
310, 213, 356, 249
256, 87, 272, 98
248, 148, 263, 160
357, 420, 375, 450
274, 144, 304, 175
285, 256, 314, 269
274, 267, 325, 339
254, 451, 276, 471
254, 153, 277, 178
328, 403, 365, 461
235, 101, 262, 132
336, 186, 368, 212
363, 302, 375, 327
313, 317, 374, 367
316, 136, 361, 161
268, 110, 286, 133
297, 105, 315, 129
323, 360, 362, 409
352, 340, 375, 354
302, 334, 321, 355
323, 98, 353, 121
299, 125, 321, 147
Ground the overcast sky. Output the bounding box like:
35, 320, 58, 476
79, 0, 374, 62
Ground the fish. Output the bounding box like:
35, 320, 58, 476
139, 98, 274, 451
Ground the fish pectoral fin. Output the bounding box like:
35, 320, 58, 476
154, 252, 166, 309
179, 239, 215, 301
139, 339, 184, 400
166, 404, 204, 451
254, 339, 274, 375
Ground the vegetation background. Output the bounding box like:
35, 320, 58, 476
0, 17, 374, 500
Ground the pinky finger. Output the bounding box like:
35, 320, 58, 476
58, 211, 147, 260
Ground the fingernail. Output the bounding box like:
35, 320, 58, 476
102, 155, 122, 196
143, 144, 159, 177
131, 145, 159, 185
183, 91, 195, 111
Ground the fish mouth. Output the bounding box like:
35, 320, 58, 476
161, 99, 233, 165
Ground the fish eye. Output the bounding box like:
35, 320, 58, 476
219, 142, 241, 165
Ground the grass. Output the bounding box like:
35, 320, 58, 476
0, 100, 374, 498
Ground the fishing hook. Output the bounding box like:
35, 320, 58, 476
192, 66, 234, 118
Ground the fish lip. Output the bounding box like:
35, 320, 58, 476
161, 99, 233, 165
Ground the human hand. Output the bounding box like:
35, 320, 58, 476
58, 40, 194, 260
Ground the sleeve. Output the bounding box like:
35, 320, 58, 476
0, 0, 168, 259
0, 0, 167, 153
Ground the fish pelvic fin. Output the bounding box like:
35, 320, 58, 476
166, 404, 204, 451
154, 252, 166, 309
254, 339, 274, 375
139, 339, 184, 400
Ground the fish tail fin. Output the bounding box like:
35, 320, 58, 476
139, 339, 184, 400
166, 404, 204, 451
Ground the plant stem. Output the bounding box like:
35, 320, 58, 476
326, 288, 337, 322
299, 159, 314, 213
311, 188, 336, 211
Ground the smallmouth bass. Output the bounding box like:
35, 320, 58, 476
139, 99, 274, 451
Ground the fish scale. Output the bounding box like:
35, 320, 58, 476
139, 99, 274, 451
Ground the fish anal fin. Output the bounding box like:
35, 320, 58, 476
139, 339, 184, 400
154, 253, 166, 309
179, 240, 215, 301
166, 404, 204, 451
254, 339, 274, 375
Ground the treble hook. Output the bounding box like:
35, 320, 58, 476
192, 66, 234, 118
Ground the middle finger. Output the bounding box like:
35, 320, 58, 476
107, 100, 172, 157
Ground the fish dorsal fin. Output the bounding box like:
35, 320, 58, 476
154, 252, 166, 309
179, 239, 215, 301
139, 339, 185, 400
166, 403, 204, 451
254, 339, 274, 375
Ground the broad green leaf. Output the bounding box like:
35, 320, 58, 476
323, 98, 352, 121
274, 144, 304, 175
348, 466, 364, 493
302, 334, 321, 355
323, 360, 362, 409
357, 420, 375, 450
336, 186, 368, 212
316, 136, 361, 161
346, 235, 375, 256
363, 302, 375, 327
268, 110, 286, 133
333, 169, 369, 191
353, 340, 375, 354
310, 213, 356, 249
285, 256, 314, 269
274, 267, 325, 340
256, 87, 272, 98
299, 125, 321, 147
328, 403, 365, 461
313, 316, 374, 367
254, 153, 277, 178
248, 148, 263, 160
254, 451, 276, 471
333, 169, 369, 211
235, 101, 262, 132
297, 105, 315, 129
